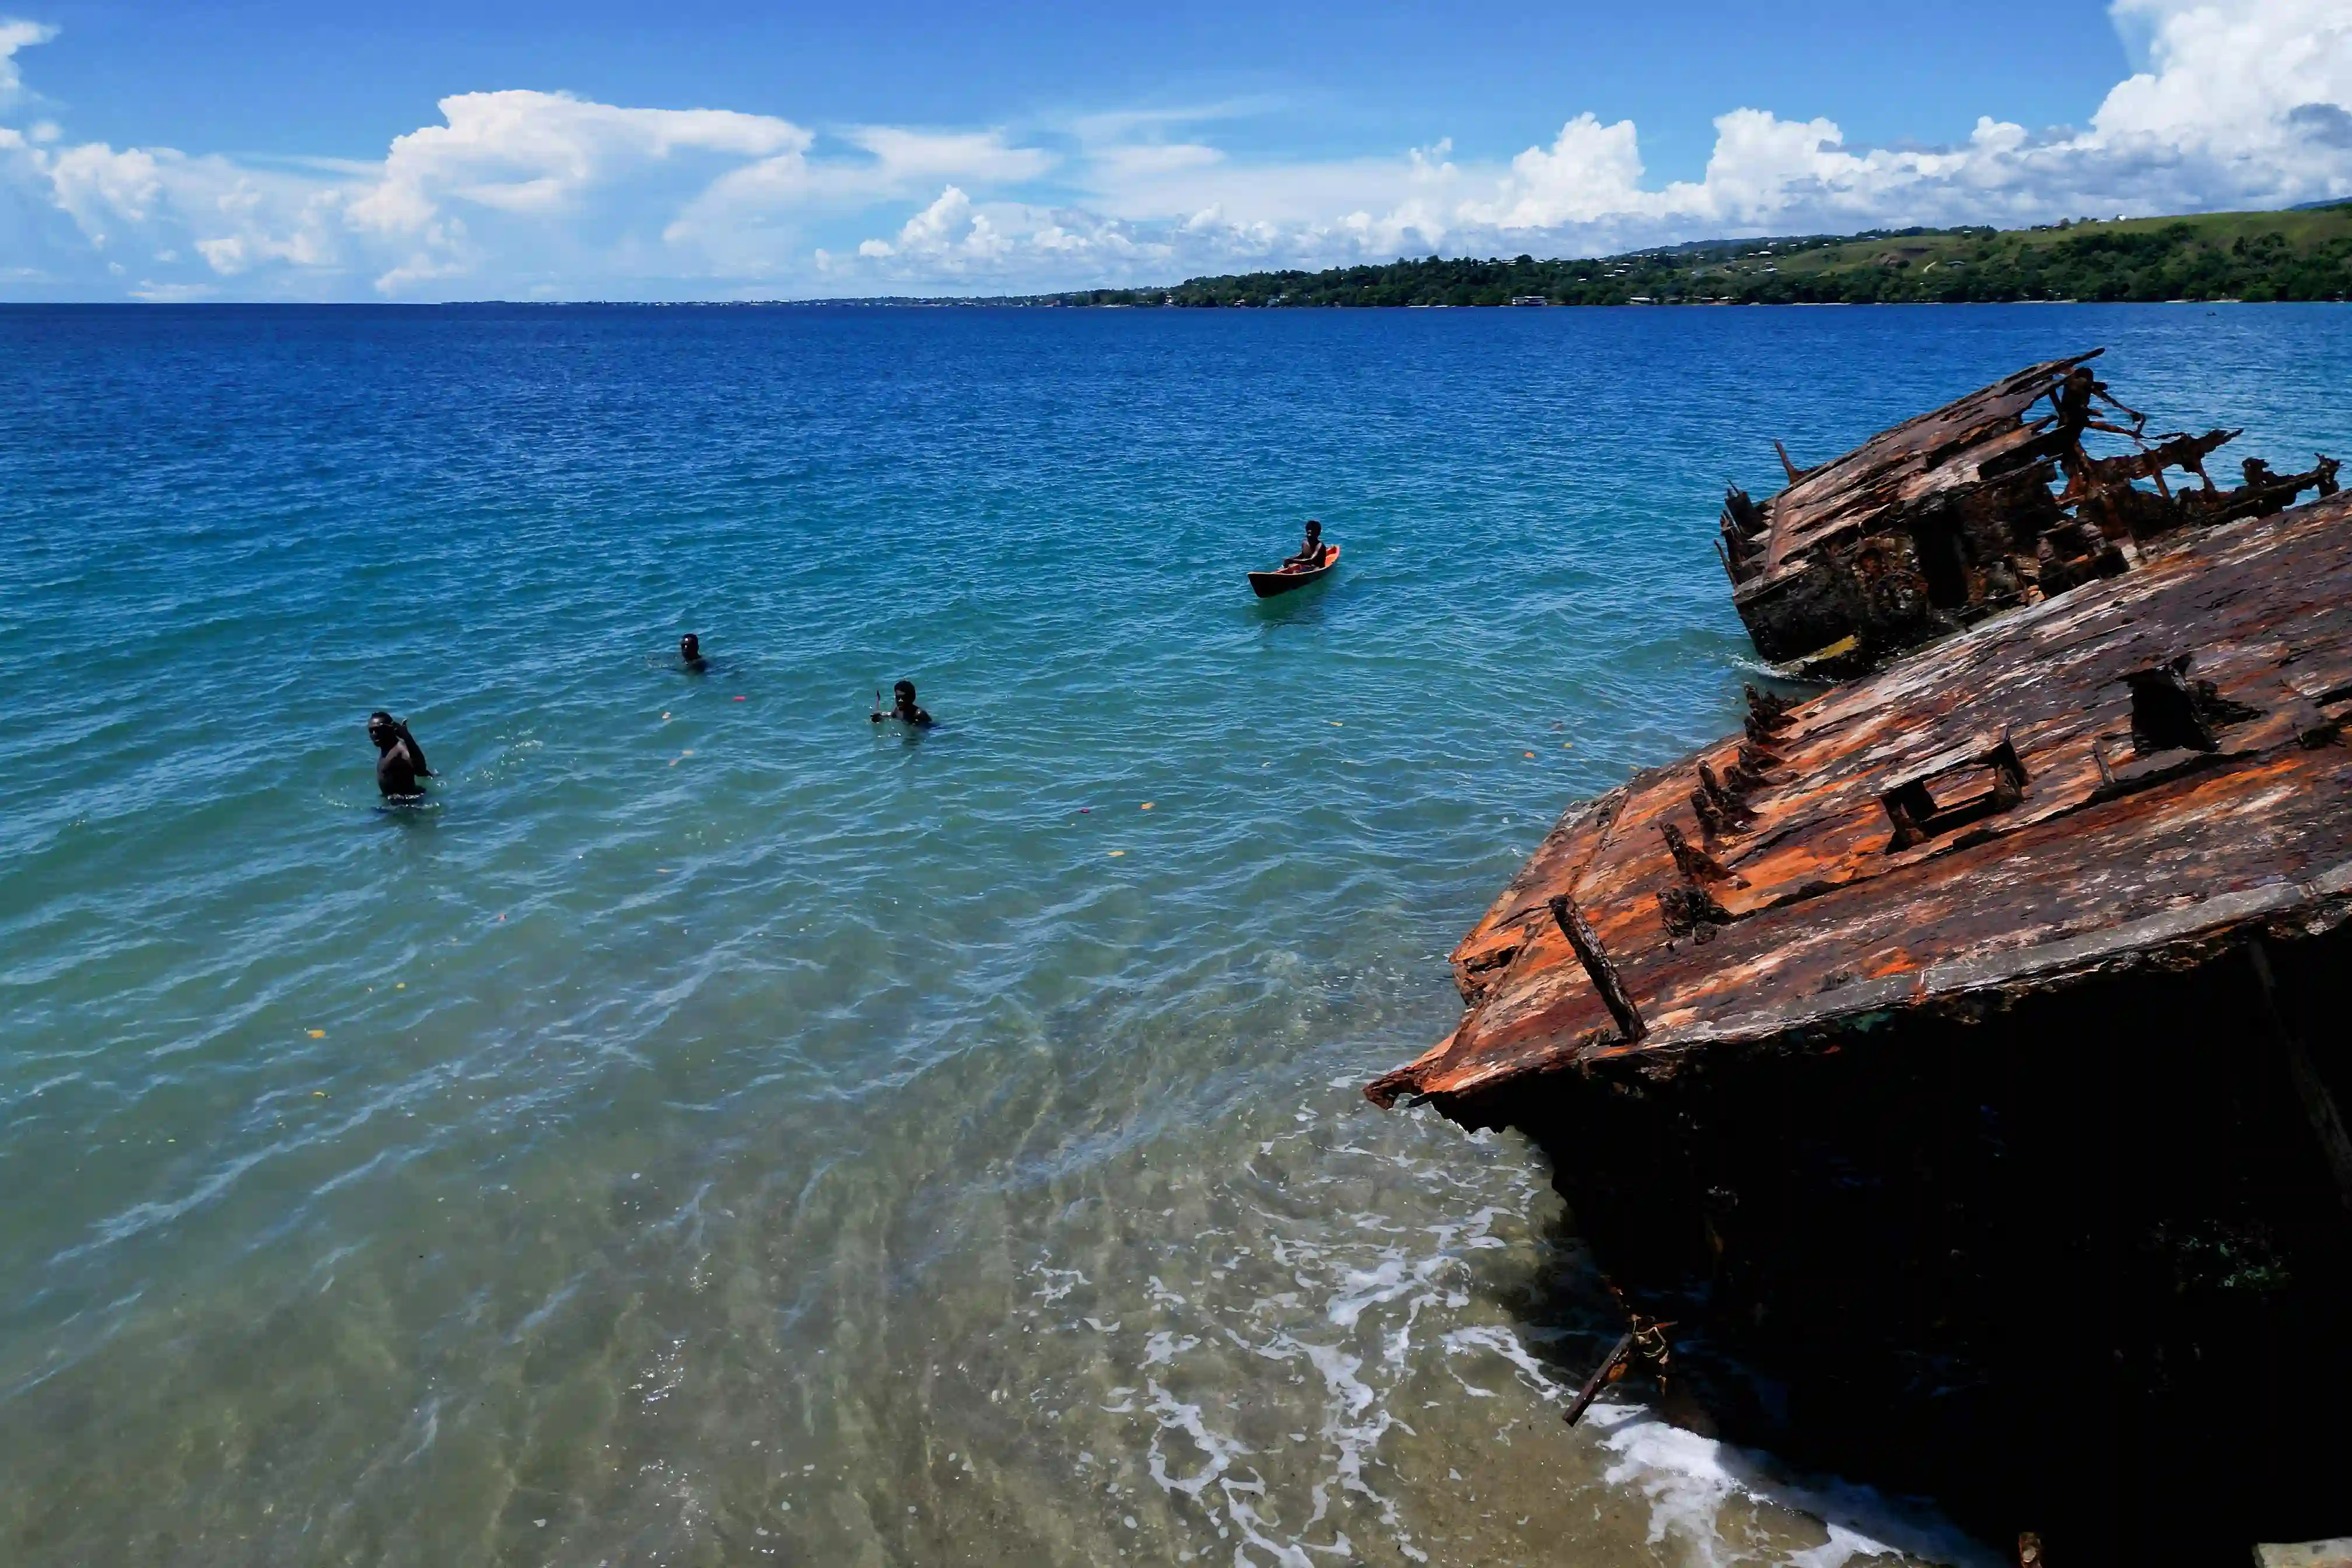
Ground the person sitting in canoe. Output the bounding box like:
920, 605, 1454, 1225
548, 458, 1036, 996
872, 679, 933, 727
1282, 520, 1329, 570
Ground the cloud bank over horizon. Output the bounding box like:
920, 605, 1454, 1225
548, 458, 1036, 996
2, 0, 2347, 300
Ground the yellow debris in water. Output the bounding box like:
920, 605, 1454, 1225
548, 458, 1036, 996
396, 982, 405, 989
1108, 850, 1125, 857
1524, 751, 1535, 758
307, 1029, 326, 1038
1329, 721, 1343, 727
1140, 802, 1153, 810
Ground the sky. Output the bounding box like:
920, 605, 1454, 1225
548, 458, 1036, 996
0, 0, 2347, 300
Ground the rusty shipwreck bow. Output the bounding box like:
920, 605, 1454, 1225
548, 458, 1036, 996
1368, 354, 2352, 1560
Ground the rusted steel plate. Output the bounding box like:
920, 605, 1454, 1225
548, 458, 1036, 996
1370, 491, 2352, 1110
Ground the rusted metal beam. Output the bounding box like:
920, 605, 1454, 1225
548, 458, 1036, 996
1549, 893, 1647, 1042
1563, 1331, 1635, 1427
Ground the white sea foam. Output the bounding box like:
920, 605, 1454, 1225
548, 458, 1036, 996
1587, 1402, 2006, 1568
1089, 1089, 1999, 1567
1433, 1318, 1998, 1566
1032, 1267, 1087, 1304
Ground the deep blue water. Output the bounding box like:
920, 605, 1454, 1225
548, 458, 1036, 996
2, 302, 2346, 1566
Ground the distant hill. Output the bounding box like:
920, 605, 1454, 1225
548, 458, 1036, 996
1038, 206, 2352, 308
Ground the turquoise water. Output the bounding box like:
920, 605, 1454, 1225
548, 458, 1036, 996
4, 303, 2347, 1566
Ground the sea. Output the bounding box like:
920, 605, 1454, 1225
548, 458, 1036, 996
4, 301, 2347, 1568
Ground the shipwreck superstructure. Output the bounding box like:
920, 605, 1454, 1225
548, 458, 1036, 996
1716, 351, 2339, 668
1373, 355, 2352, 1562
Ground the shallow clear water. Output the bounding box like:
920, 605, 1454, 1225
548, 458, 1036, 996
3, 302, 2346, 1567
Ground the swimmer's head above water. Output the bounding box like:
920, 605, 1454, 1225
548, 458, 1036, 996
680, 632, 706, 670
368, 710, 432, 798
873, 678, 933, 727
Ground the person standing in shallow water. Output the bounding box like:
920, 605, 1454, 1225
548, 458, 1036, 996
872, 680, 933, 727
367, 711, 432, 799
679, 633, 708, 673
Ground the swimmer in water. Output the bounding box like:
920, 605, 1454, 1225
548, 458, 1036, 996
680, 632, 708, 673
871, 679, 933, 727
367, 711, 432, 800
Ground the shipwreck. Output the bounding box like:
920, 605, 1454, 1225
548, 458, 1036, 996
1371, 353, 2352, 1563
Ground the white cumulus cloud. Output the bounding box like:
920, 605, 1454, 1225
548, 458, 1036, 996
349, 90, 809, 234
0, 16, 57, 99
662, 123, 1051, 273
0, 0, 2346, 298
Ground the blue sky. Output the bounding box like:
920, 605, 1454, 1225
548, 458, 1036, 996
1, 0, 2346, 299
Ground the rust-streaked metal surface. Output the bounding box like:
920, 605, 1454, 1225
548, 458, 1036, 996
1741, 353, 2089, 582
1370, 491, 2352, 1110
1715, 351, 2338, 669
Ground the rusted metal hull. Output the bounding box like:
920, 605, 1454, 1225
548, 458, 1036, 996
1469, 939, 2352, 1561
1372, 359, 2352, 1558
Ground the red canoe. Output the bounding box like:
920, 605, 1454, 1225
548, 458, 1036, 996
1248, 543, 1340, 598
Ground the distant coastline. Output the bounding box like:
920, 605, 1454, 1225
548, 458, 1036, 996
808, 204, 2352, 310
35, 205, 2337, 312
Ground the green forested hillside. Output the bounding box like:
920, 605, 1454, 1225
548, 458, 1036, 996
1049, 205, 2352, 307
